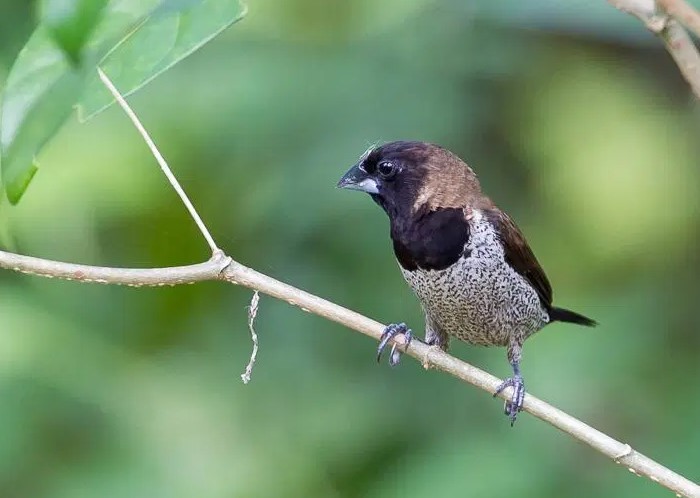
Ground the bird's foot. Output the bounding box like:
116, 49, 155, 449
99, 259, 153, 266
377, 323, 412, 367
494, 375, 525, 426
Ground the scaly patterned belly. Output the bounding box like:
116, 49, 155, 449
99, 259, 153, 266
401, 257, 549, 347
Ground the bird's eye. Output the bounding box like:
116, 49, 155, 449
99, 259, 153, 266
377, 161, 397, 179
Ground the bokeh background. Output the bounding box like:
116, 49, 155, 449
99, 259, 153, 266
1, 1, 699, 497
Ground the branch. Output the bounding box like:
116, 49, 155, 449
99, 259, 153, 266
608, 0, 700, 99
0, 248, 698, 497
97, 68, 220, 254
0, 249, 230, 285
657, 0, 700, 38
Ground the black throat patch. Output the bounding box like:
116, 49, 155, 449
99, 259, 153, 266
390, 206, 470, 271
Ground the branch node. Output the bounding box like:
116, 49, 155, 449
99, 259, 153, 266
211, 250, 233, 273
240, 291, 260, 384
648, 12, 670, 32
657, 0, 700, 39
614, 443, 634, 462
421, 345, 439, 370
609, 0, 700, 99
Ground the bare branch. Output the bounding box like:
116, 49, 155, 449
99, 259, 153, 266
658, 18, 700, 99
223, 261, 700, 496
608, 0, 658, 22
0, 249, 230, 285
97, 68, 220, 254
0, 249, 696, 497
608, 0, 700, 99
658, 0, 700, 38
241, 291, 260, 384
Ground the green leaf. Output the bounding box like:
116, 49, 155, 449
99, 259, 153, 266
0, 28, 87, 203
38, 0, 109, 65
79, 0, 247, 119
0, 0, 246, 204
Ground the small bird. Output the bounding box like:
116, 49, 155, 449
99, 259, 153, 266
337, 141, 596, 425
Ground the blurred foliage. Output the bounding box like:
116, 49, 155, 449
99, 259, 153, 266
0, 1, 699, 497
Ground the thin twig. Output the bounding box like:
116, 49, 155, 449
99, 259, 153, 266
658, 18, 700, 100
0, 249, 696, 496
608, 0, 659, 21
658, 0, 700, 39
0, 249, 230, 285
241, 291, 260, 384
97, 68, 220, 254
608, 0, 700, 99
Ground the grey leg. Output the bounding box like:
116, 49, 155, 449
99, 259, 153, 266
494, 341, 525, 426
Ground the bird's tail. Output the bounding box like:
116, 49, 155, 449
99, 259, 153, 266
549, 307, 597, 327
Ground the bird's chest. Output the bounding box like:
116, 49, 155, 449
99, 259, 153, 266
397, 214, 547, 346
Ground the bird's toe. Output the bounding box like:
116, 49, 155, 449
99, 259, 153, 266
494, 375, 525, 426
377, 323, 412, 366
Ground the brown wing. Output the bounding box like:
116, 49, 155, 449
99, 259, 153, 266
484, 209, 553, 307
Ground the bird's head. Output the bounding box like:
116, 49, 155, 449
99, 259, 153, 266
337, 141, 483, 219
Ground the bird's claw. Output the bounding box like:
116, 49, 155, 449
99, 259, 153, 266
494, 375, 525, 426
377, 323, 412, 366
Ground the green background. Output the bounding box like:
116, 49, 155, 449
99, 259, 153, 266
1, 1, 699, 497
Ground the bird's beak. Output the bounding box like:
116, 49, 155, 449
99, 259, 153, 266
336, 163, 379, 194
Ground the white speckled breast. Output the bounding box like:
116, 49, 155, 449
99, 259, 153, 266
399, 210, 549, 347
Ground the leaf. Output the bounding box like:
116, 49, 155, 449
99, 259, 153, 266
0, 28, 87, 203
38, 0, 109, 65
79, 0, 247, 119
0, 0, 246, 204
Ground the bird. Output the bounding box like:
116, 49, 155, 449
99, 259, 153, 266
337, 140, 596, 425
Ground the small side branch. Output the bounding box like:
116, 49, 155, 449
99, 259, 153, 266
97, 68, 220, 254
658, 18, 700, 99
658, 0, 700, 38
608, 0, 700, 99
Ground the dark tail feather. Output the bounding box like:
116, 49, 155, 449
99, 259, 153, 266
549, 307, 597, 327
